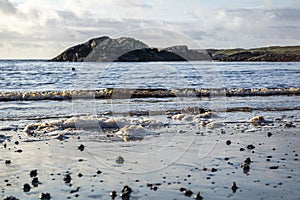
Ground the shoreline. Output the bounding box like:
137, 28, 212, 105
1, 112, 299, 199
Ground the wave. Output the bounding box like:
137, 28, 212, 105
0, 87, 299, 101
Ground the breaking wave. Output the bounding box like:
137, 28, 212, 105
0, 87, 299, 101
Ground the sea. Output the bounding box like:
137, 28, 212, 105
1, 60, 300, 200
0, 60, 299, 123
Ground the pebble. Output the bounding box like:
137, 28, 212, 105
32, 177, 40, 187
23, 183, 31, 192
120, 185, 132, 199
3, 196, 20, 200
109, 191, 117, 199
116, 156, 125, 164
184, 189, 193, 197
244, 157, 252, 164
211, 168, 218, 172
194, 192, 203, 200
64, 174, 72, 183
267, 132, 273, 137
241, 163, 250, 174
5, 160, 11, 165
39, 192, 51, 200
247, 144, 255, 150
231, 182, 238, 193
30, 170, 38, 178
226, 140, 231, 145
78, 144, 85, 151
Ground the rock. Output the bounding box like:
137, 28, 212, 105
23, 183, 31, 192
231, 182, 238, 193
244, 157, 252, 164
184, 189, 193, 197
226, 140, 231, 145
30, 170, 38, 178
63, 174, 72, 183
194, 192, 203, 200
247, 144, 255, 150
110, 191, 117, 199
241, 163, 250, 174
3, 196, 20, 200
50, 36, 149, 62
115, 48, 186, 62
120, 186, 132, 200
32, 177, 40, 187
39, 193, 51, 200
5, 159, 11, 165
78, 144, 85, 151
116, 156, 125, 164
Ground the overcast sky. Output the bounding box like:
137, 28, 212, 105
0, 0, 299, 59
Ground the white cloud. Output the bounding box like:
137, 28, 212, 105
0, 0, 299, 58
0, 0, 16, 14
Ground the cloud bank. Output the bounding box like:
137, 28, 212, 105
0, 0, 299, 58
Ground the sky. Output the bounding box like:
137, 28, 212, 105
0, 0, 300, 59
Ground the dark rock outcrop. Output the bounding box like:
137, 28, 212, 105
50, 36, 149, 62
114, 48, 186, 62
49, 36, 300, 62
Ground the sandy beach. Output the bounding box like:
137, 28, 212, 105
1, 111, 299, 200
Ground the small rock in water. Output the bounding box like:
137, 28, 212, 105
78, 144, 85, 151
15, 149, 23, 153
64, 174, 72, 183
5, 159, 11, 165
244, 157, 252, 164
30, 170, 38, 178
184, 189, 193, 197
116, 156, 125, 164
194, 192, 203, 200
109, 191, 117, 199
120, 185, 132, 200
231, 182, 238, 193
267, 132, 273, 137
241, 163, 250, 174
39, 192, 51, 200
247, 144, 255, 150
23, 183, 31, 192
270, 166, 279, 170
3, 196, 20, 200
32, 177, 40, 187
226, 140, 231, 145
211, 168, 218, 172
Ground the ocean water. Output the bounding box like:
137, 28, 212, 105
0, 60, 300, 91
0, 60, 299, 122
1, 60, 300, 200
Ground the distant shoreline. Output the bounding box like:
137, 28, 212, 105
48, 36, 300, 62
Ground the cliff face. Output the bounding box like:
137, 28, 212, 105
50, 36, 149, 62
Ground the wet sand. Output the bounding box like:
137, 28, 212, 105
1, 114, 300, 199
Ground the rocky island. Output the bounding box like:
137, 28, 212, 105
50, 36, 300, 62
